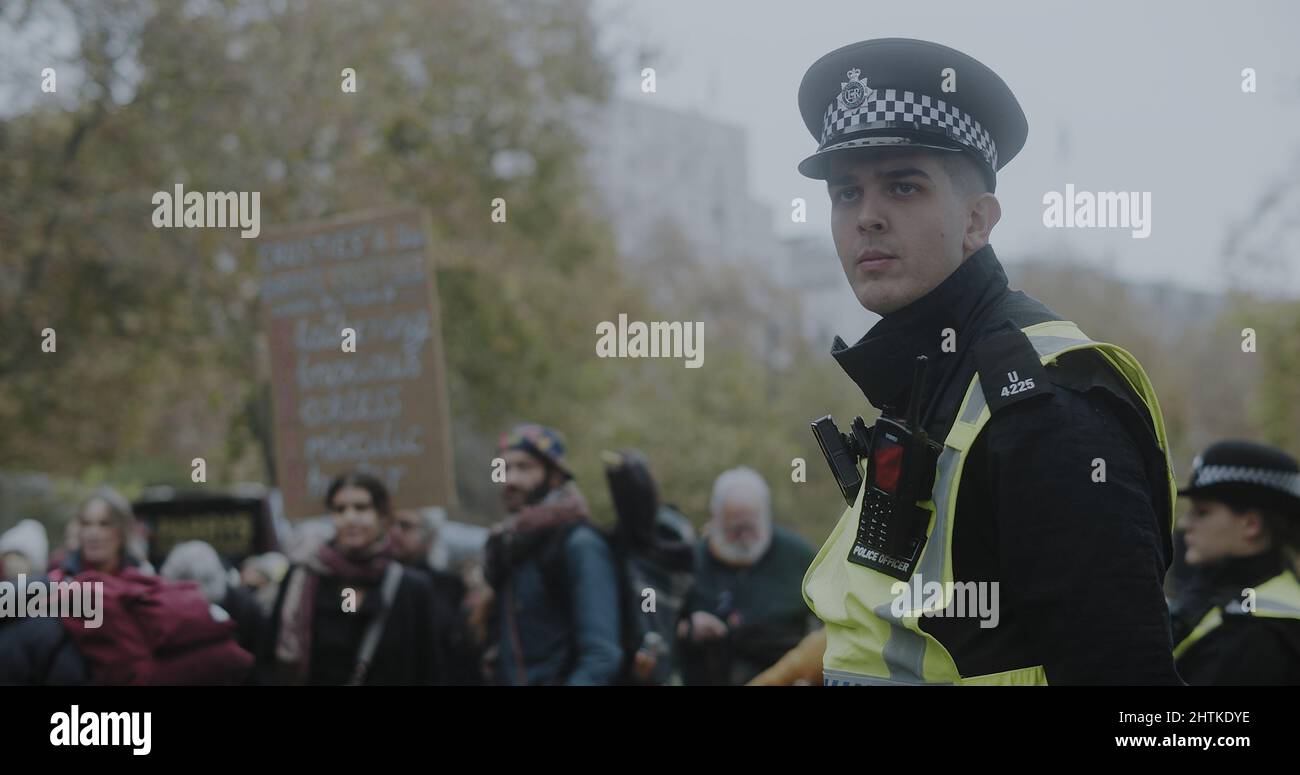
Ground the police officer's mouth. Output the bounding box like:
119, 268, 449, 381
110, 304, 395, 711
855, 249, 898, 268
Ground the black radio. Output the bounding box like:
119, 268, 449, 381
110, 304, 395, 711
811, 356, 942, 580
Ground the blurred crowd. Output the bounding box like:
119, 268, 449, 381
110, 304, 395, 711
8, 424, 1295, 686
0, 422, 820, 686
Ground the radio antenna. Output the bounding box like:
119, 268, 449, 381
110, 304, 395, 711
906, 356, 928, 429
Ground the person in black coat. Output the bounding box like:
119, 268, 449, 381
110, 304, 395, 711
678, 468, 816, 686
0, 615, 88, 685
390, 508, 481, 685
1170, 441, 1300, 685
258, 472, 449, 685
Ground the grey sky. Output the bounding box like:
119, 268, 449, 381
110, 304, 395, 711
596, 0, 1300, 296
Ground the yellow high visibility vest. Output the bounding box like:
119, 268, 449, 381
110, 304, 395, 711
1173, 569, 1300, 660
804, 320, 1177, 685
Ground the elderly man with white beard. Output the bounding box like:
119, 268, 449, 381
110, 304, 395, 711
676, 467, 819, 685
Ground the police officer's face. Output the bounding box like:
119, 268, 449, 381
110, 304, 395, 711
827, 149, 993, 315
1179, 498, 1265, 565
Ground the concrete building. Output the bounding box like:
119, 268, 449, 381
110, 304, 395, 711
573, 96, 779, 275
570, 95, 872, 345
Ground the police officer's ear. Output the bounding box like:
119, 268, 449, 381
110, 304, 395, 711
962, 192, 1001, 259
1225, 505, 1271, 545
942, 152, 1000, 258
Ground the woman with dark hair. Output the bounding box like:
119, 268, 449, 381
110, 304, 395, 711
259, 472, 448, 685
1170, 441, 1300, 685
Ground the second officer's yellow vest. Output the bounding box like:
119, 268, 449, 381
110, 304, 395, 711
803, 320, 1177, 685
1173, 569, 1300, 660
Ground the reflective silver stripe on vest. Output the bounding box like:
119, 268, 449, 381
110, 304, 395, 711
823, 667, 952, 686
1228, 597, 1300, 616
870, 328, 1096, 682
874, 602, 928, 681
959, 380, 986, 424
871, 444, 962, 682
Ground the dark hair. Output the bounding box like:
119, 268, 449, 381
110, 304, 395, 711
505, 444, 565, 483
1214, 491, 1300, 552
939, 150, 993, 195
324, 472, 393, 519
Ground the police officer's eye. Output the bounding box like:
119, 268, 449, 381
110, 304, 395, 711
833, 187, 861, 204
890, 182, 920, 196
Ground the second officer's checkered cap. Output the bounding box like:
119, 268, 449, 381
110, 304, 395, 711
796, 38, 1028, 188
1179, 440, 1300, 516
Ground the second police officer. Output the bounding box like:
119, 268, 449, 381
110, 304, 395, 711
1170, 440, 1300, 684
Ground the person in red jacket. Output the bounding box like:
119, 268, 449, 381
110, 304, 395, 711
46, 488, 253, 685
57, 487, 144, 577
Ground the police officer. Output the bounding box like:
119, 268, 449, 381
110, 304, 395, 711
797, 38, 1182, 684
1170, 441, 1300, 684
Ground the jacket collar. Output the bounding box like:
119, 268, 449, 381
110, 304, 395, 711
832, 244, 1010, 411
1198, 549, 1287, 594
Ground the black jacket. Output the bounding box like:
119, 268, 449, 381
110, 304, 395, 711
1171, 551, 1300, 685
221, 584, 267, 657
0, 614, 88, 686
832, 245, 1181, 684
680, 527, 818, 686
409, 560, 482, 685
258, 563, 448, 685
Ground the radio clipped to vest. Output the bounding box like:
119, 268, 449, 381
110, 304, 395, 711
811, 356, 942, 581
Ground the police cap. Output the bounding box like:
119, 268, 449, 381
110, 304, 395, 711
1179, 440, 1300, 518
797, 38, 1028, 191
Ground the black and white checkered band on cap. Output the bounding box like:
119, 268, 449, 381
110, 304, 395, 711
1189, 464, 1300, 499
819, 89, 997, 170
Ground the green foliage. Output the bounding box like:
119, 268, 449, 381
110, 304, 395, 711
0, 0, 860, 542
1228, 298, 1300, 452
8, 0, 1290, 551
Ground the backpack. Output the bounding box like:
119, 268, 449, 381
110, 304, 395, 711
536, 451, 695, 685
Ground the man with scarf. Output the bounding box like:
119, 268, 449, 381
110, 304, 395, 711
478, 423, 622, 685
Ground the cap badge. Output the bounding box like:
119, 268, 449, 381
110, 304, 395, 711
837, 67, 873, 111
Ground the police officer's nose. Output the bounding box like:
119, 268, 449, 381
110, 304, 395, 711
855, 194, 887, 233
